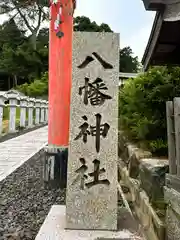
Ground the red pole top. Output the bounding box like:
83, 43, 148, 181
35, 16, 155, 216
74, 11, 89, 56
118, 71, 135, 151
48, 0, 74, 147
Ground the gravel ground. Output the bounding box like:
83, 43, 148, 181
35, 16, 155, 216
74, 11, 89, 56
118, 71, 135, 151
0, 149, 66, 240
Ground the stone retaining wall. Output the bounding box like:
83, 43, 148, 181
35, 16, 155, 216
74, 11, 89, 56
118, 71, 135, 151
118, 130, 168, 240
164, 182, 180, 240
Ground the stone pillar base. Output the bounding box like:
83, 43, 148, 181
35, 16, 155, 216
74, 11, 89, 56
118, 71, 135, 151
35, 205, 142, 240
43, 146, 68, 189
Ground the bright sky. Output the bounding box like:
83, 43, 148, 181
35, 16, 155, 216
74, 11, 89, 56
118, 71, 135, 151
74, 0, 155, 61
0, 0, 155, 61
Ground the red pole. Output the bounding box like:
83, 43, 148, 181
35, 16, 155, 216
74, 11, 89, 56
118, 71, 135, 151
48, 0, 74, 147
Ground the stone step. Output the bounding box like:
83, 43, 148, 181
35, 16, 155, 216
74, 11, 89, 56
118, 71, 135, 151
35, 205, 144, 240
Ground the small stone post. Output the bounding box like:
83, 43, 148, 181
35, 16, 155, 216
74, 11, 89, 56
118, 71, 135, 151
0, 93, 7, 135
35, 99, 41, 125
45, 101, 49, 123
20, 96, 28, 128
28, 98, 35, 128
40, 100, 45, 124
7, 90, 19, 133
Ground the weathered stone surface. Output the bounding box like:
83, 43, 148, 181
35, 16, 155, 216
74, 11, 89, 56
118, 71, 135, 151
139, 158, 169, 206
128, 146, 152, 179
36, 205, 144, 240
66, 32, 119, 230
165, 186, 180, 240
118, 131, 152, 178
118, 161, 165, 240
166, 174, 180, 193
166, 208, 180, 240
118, 132, 152, 178
118, 131, 129, 162
164, 186, 180, 217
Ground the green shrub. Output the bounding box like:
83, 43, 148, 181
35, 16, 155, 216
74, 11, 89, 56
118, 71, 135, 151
17, 72, 48, 97
119, 66, 180, 155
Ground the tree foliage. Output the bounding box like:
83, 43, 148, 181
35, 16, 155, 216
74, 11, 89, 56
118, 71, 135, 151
17, 71, 48, 97
73, 16, 113, 32
0, 19, 48, 88
119, 66, 180, 155
0, 0, 49, 49
120, 46, 140, 73
0, 13, 139, 98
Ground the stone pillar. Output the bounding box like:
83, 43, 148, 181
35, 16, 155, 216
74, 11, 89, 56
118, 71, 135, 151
45, 101, 49, 123
28, 98, 35, 128
20, 96, 28, 128
8, 91, 19, 133
66, 32, 119, 230
43, 100, 47, 123
35, 99, 41, 125
0, 93, 7, 135
40, 100, 45, 124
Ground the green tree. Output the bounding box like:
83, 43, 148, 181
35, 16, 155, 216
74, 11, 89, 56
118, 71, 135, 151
0, 19, 48, 89
119, 66, 180, 155
0, 19, 26, 88
73, 16, 113, 32
0, 12, 139, 96
0, 0, 49, 49
120, 46, 140, 73
37, 27, 49, 47
17, 71, 48, 97
0, 19, 25, 49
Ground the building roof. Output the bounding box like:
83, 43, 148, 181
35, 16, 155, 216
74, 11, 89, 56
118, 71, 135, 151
141, 11, 162, 68
119, 72, 138, 79
142, 1, 180, 70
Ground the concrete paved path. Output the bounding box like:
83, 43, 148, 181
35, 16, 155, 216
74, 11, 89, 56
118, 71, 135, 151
0, 126, 48, 182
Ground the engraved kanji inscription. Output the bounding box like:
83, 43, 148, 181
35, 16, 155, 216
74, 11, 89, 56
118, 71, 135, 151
74, 115, 90, 143
78, 52, 113, 69
79, 77, 112, 106
86, 159, 110, 188
72, 158, 88, 190
73, 158, 110, 189
74, 114, 110, 153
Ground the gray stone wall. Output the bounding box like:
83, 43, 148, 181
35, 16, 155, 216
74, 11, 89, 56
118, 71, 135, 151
164, 186, 180, 240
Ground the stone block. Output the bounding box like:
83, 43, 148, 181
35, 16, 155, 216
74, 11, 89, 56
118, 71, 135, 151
139, 158, 169, 206
35, 205, 143, 240
118, 131, 129, 162
128, 147, 152, 179
166, 174, 180, 193
164, 187, 180, 239
166, 207, 180, 240
118, 162, 165, 240
66, 32, 119, 230
164, 186, 180, 217
118, 131, 152, 179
